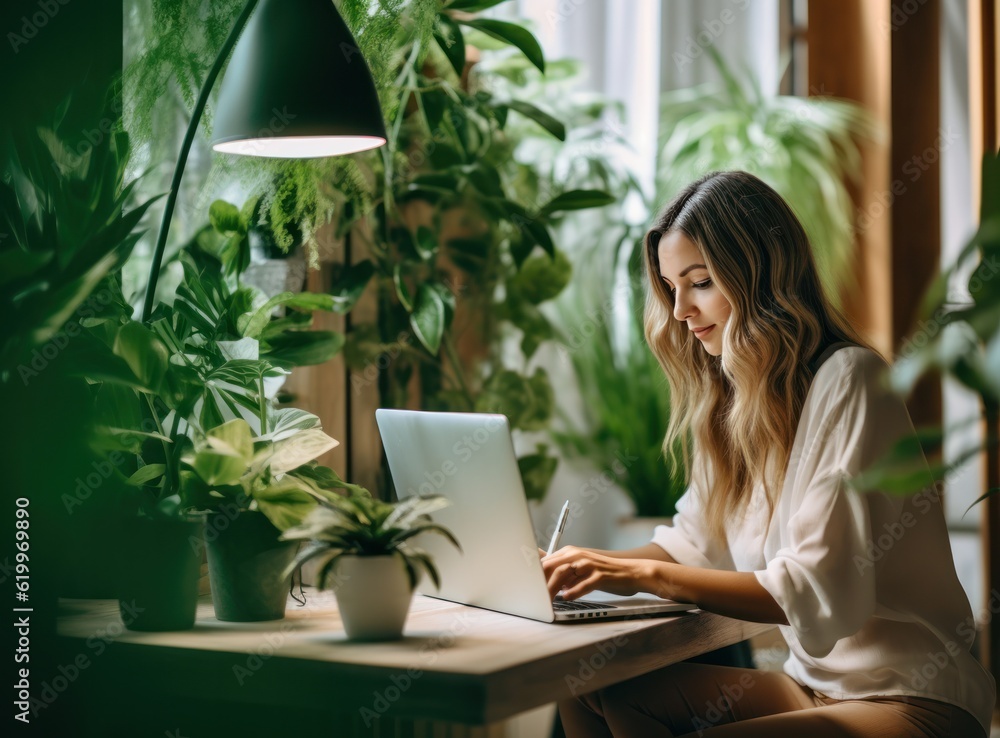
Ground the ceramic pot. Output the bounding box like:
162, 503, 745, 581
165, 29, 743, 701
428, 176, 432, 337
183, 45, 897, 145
333, 555, 414, 641
118, 516, 204, 632
205, 510, 298, 622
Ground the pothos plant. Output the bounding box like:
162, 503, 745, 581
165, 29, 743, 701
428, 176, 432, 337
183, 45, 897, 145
324, 1, 615, 500
80, 200, 350, 524
848, 151, 1000, 507
123, 0, 617, 501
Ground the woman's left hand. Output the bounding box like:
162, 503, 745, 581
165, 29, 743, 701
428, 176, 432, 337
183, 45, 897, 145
540, 546, 656, 601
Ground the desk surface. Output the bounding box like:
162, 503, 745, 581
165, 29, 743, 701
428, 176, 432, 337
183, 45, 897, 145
57, 590, 775, 725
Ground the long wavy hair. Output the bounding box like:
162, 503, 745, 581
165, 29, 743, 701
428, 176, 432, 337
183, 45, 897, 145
643, 171, 879, 538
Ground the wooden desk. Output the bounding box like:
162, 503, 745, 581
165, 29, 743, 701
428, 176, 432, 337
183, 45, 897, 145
55, 590, 774, 736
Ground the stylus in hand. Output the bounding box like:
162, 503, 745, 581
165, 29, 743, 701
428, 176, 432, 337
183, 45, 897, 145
546, 500, 571, 555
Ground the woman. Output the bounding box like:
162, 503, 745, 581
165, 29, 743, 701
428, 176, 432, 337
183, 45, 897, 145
542, 171, 995, 737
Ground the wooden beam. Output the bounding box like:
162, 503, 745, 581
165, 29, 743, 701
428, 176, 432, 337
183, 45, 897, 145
889, 0, 942, 436
808, 0, 942, 434
807, 0, 893, 357
971, 0, 1000, 685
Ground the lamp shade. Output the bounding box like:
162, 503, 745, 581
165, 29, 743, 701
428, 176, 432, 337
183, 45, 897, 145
211, 0, 387, 158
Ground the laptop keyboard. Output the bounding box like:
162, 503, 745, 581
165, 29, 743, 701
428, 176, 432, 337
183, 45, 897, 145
552, 599, 617, 611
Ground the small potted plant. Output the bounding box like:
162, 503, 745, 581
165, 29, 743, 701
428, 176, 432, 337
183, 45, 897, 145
180, 414, 355, 622
281, 489, 461, 641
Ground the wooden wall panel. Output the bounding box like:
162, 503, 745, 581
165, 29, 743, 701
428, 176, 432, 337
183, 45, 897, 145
281, 222, 384, 498
807, 0, 894, 358
808, 0, 942, 428
889, 0, 943, 435
970, 0, 1000, 685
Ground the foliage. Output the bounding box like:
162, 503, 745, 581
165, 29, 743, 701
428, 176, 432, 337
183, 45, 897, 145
849, 151, 1000, 508
179, 418, 356, 531
655, 48, 879, 309
78, 201, 348, 519
325, 1, 614, 500
890, 152, 1000, 403
122, 0, 616, 502
475, 50, 686, 514
0, 97, 157, 379
281, 488, 460, 590
552, 252, 689, 517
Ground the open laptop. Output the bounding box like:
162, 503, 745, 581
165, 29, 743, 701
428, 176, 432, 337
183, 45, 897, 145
374, 409, 697, 623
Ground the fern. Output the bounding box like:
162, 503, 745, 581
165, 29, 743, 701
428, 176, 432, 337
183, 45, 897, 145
124, 0, 439, 268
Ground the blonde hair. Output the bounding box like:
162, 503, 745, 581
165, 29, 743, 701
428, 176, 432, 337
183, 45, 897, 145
643, 171, 879, 538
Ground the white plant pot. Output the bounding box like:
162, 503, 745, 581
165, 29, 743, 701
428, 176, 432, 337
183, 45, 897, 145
332, 555, 414, 641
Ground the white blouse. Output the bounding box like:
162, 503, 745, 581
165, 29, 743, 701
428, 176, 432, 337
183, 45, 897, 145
650, 346, 996, 734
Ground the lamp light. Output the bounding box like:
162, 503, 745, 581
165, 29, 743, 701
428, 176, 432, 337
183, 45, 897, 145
141, 0, 387, 320
211, 0, 387, 158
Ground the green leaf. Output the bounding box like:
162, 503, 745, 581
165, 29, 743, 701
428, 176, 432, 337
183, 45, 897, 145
258, 407, 321, 443
421, 89, 448, 131
209, 199, 244, 234
538, 189, 616, 217
126, 464, 166, 487
254, 481, 318, 532
188, 447, 246, 487
518, 449, 558, 501
509, 249, 572, 305
506, 301, 554, 359
393, 263, 414, 311
113, 321, 169, 392
446, 236, 490, 272
434, 13, 467, 78
503, 100, 565, 140
447, 0, 508, 10
522, 368, 554, 430
330, 259, 376, 313
0, 249, 52, 285
266, 330, 345, 368
410, 283, 446, 354
270, 428, 340, 474
415, 226, 439, 261
457, 19, 545, 73
467, 167, 503, 197
283, 292, 337, 312
207, 418, 254, 461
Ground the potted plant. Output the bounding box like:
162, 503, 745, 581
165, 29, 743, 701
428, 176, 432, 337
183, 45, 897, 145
0, 93, 211, 631
219, 191, 308, 301
65, 191, 350, 627
180, 416, 349, 622
281, 489, 460, 641
117, 216, 350, 621
124, 0, 616, 504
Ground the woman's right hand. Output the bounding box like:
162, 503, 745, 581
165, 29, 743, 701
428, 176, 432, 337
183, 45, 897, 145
540, 545, 656, 601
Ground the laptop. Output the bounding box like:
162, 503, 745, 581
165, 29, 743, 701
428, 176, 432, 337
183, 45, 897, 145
374, 409, 698, 623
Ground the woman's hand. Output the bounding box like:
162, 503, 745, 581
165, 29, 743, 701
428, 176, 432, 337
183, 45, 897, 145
540, 545, 656, 601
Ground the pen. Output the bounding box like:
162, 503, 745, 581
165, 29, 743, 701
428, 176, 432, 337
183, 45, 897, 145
546, 500, 571, 555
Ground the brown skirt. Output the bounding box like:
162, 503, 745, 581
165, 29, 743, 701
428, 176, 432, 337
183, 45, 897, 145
558, 662, 987, 737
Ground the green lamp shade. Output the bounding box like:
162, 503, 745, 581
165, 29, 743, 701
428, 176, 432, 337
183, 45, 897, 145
211, 0, 388, 158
